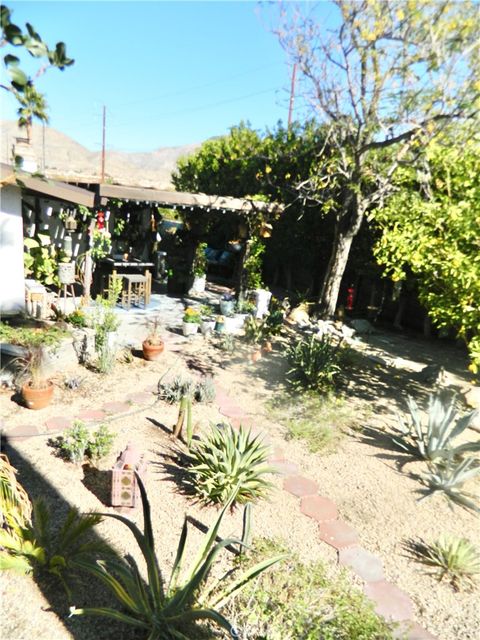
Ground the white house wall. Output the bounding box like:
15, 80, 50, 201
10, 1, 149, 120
0, 185, 25, 314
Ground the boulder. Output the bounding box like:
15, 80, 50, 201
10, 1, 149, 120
350, 319, 376, 334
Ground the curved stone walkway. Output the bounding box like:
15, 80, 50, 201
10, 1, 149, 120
2, 380, 437, 640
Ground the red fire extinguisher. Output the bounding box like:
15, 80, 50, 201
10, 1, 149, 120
346, 285, 355, 311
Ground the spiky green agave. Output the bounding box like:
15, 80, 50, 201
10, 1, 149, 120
70, 476, 284, 640
187, 424, 275, 507
393, 393, 479, 460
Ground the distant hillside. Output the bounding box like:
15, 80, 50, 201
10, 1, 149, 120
0, 120, 201, 190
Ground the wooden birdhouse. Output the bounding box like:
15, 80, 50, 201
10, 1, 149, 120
111, 443, 147, 509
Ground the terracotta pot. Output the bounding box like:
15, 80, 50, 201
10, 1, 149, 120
263, 340, 273, 353
22, 380, 54, 410
251, 349, 263, 363
142, 339, 165, 361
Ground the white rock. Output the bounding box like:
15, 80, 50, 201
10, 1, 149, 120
464, 386, 480, 409
350, 319, 376, 334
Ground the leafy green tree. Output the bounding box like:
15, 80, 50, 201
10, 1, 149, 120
275, 0, 480, 317
1, 5, 73, 143
373, 136, 480, 371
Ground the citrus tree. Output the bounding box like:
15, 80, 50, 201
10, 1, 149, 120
275, 0, 480, 318
373, 136, 480, 372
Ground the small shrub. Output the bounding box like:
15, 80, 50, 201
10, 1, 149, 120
58, 421, 90, 464
0, 322, 67, 347
404, 535, 480, 590
393, 393, 479, 460
286, 334, 346, 392
65, 309, 87, 328
70, 478, 284, 638
159, 375, 194, 404
186, 424, 274, 507
194, 376, 216, 403
225, 538, 395, 640
87, 425, 115, 463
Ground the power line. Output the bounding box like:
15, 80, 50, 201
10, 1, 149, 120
115, 61, 283, 108
108, 87, 280, 131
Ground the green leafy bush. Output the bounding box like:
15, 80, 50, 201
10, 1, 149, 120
404, 535, 480, 591
56, 422, 115, 465
286, 334, 345, 392
186, 424, 274, 507
70, 478, 284, 639
0, 322, 67, 347
65, 309, 88, 328
393, 393, 479, 461
87, 425, 115, 463
58, 421, 90, 464
225, 539, 395, 640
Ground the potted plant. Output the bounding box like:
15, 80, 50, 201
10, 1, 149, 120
200, 305, 216, 336
142, 316, 164, 360
190, 242, 208, 294
215, 315, 225, 333
219, 293, 235, 317
233, 298, 256, 331
16, 345, 54, 410
182, 307, 201, 336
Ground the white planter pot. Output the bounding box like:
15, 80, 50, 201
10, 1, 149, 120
182, 322, 199, 337
223, 316, 238, 333
200, 319, 216, 336
253, 289, 272, 318
190, 275, 206, 294
233, 313, 247, 330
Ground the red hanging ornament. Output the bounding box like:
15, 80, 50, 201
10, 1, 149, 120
96, 210, 105, 230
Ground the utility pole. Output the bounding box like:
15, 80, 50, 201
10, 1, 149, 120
288, 63, 297, 129
101, 105, 106, 182
42, 122, 46, 172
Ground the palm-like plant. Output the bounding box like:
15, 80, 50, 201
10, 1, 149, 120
15, 84, 49, 143
393, 393, 479, 461
404, 535, 480, 590
186, 424, 274, 507
70, 477, 284, 639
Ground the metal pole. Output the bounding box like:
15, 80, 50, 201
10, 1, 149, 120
288, 63, 297, 128
101, 105, 106, 182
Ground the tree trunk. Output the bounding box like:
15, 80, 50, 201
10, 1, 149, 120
318, 192, 364, 319
318, 231, 355, 318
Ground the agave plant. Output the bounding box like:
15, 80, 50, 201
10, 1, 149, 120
393, 393, 479, 461
421, 457, 480, 513
70, 477, 284, 639
404, 535, 480, 590
186, 424, 275, 507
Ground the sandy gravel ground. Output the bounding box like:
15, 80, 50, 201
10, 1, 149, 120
1, 327, 479, 640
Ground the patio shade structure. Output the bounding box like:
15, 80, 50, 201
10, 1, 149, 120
95, 183, 281, 215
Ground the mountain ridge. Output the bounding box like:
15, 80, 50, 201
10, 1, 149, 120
0, 120, 201, 190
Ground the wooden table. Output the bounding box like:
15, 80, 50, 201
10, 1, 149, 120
119, 272, 152, 309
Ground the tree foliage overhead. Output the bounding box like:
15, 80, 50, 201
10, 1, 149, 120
275, 0, 480, 317
1, 5, 73, 141
373, 135, 480, 371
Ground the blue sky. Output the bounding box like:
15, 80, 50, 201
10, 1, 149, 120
2, 1, 322, 153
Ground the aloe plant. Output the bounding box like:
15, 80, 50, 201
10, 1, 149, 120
404, 535, 480, 590
393, 393, 479, 461
421, 457, 480, 513
186, 424, 275, 507
70, 477, 284, 639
